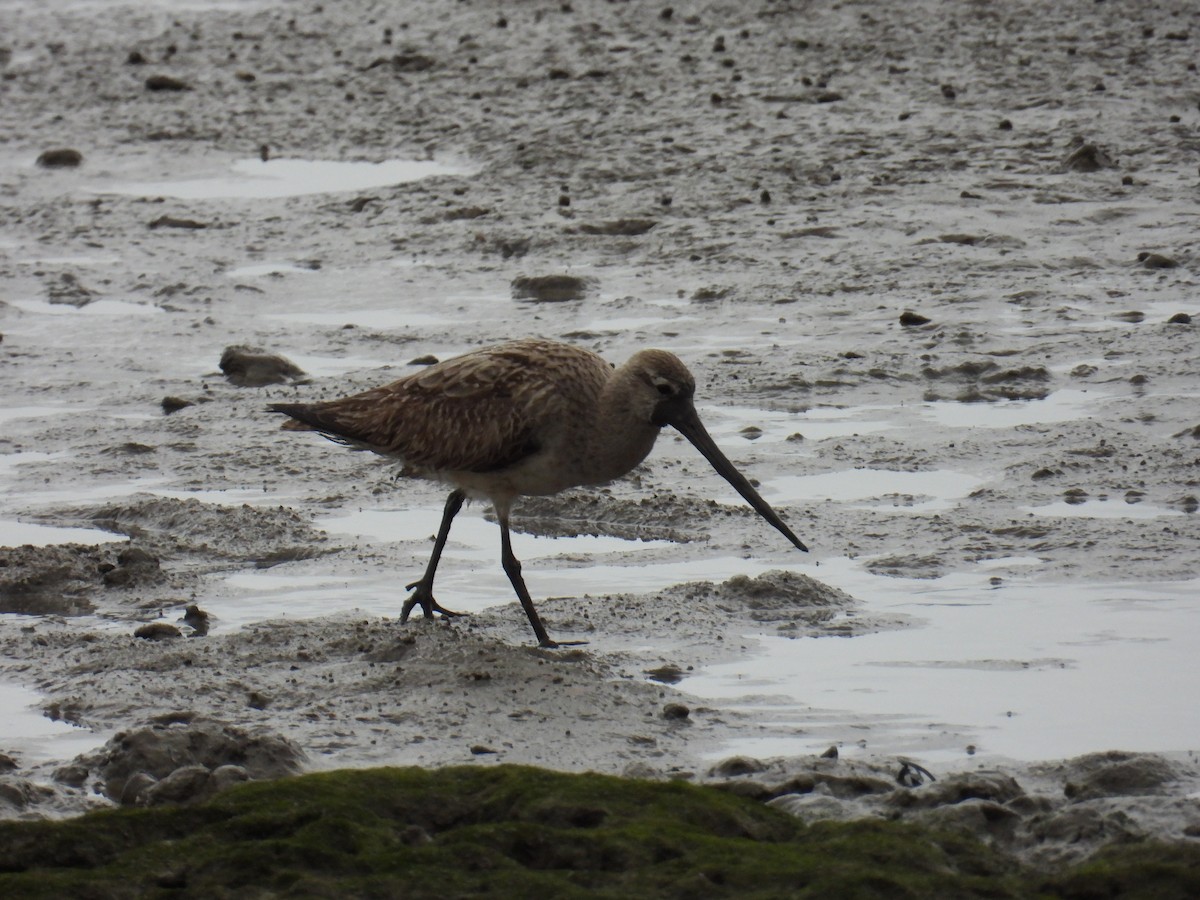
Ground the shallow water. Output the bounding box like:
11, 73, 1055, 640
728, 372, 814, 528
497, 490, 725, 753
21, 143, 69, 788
765, 469, 985, 511
97, 157, 478, 200
0, 680, 99, 766
689, 561, 1200, 763
0, 520, 127, 547
200, 501, 1200, 764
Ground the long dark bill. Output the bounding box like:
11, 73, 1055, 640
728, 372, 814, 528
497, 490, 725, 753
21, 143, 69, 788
669, 404, 809, 552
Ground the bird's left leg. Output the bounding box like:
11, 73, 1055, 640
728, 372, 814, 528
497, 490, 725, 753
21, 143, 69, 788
402, 489, 466, 622
498, 512, 585, 649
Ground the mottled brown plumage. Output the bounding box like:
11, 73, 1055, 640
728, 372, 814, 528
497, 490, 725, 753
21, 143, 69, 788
270, 338, 807, 647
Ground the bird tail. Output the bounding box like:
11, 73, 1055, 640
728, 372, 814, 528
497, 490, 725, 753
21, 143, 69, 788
267, 402, 385, 452
268, 402, 324, 432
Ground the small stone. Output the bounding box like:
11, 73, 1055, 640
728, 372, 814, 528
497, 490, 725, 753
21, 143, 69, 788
118, 547, 158, 569
119, 772, 158, 806
645, 664, 685, 684
219, 345, 305, 387
662, 703, 690, 720
1167, 312, 1191, 324
36, 148, 83, 168
899, 310, 932, 327
145, 74, 190, 91
52, 764, 89, 787
144, 765, 211, 806
1059, 139, 1118, 172
134, 622, 183, 641
709, 755, 765, 777
510, 274, 597, 302
1138, 252, 1179, 269
161, 396, 193, 414
183, 604, 210, 635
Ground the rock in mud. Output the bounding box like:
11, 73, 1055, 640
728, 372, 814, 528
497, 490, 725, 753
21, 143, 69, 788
134, 622, 182, 641
0, 544, 115, 615
1056, 751, 1185, 800
144, 74, 189, 91
161, 395, 194, 414
576, 218, 658, 236
75, 715, 305, 805
511, 274, 598, 302
44, 272, 96, 307
714, 570, 856, 624
87, 495, 325, 562
1059, 138, 1118, 172
219, 345, 305, 386
35, 148, 83, 168
103, 546, 161, 587
1138, 252, 1179, 269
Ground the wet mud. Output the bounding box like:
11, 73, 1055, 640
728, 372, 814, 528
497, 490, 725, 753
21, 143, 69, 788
1, 0, 1198, 869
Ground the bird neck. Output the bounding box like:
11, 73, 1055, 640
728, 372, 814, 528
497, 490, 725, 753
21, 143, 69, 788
583, 375, 661, 484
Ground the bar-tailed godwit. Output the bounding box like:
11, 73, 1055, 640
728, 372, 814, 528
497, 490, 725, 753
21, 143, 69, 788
270, 338, 807, 647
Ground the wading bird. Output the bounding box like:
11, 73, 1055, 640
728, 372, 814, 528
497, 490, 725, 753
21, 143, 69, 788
270, 339, 807, 647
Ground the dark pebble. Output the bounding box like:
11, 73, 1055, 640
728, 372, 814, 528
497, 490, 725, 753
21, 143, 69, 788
134, 622, 183, 641
161, 396, 193, 414
219, 345, 305, 387
1138, 251, 1178, 269
36, 148, 83, 168
145, 74, 190, 91
511, 274, 597, 302
900, 310, 932, 327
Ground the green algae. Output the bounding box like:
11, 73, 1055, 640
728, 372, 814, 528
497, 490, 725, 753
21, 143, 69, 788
0, 765, 1195, 898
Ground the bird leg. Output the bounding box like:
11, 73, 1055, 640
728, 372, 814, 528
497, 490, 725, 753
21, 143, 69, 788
498, 514, 585, 649
402, 489, 466, 622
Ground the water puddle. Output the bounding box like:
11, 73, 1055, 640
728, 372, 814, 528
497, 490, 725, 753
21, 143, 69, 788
0, 405, 74, 425
16, 254, 122, 267
226, 262, 320, 279
267, 308, 456, 331
0, 680, 98, 766
0, 450, 59, 478
764, 468, 985, 511
1025, 501, 1185, 520
99, 157, 477, 200
9, 298, 162, 317
688, 561, 1200, 763
317, 506, 675, 561
706, 405, 895, 443
217, 553, 784, 631
7, 478, 170, 508
0, 519, 127, 547
284, 354, 394, 379
920, 389, 1104, 428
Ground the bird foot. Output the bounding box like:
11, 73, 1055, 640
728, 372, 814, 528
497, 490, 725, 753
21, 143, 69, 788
539, 638, 589, 649
402, 581, 465, 622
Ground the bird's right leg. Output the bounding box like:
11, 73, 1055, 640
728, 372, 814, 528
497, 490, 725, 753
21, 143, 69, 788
402, 489, 466, 622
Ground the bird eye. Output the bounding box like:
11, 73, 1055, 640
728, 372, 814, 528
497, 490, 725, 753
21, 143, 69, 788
655, 383, 673, 396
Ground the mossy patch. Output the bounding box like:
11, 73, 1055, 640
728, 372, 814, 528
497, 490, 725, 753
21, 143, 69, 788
0, 765, 1196, 898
